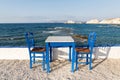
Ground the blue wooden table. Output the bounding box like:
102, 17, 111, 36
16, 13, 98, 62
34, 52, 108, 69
45, 36, 75, 73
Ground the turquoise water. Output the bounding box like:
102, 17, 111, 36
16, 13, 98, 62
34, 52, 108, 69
0, 23, 120, 47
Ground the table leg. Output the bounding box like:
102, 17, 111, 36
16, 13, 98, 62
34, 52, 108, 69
46, 43, 50, 73
71, 43, 75, 72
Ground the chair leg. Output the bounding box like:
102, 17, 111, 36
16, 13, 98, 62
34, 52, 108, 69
76, 53, 78, 70
89, 59, 92, 70
29, 52, 32, 69
30, 56, 32, 69
42, 52, 46, 70
33, 53, 35, 64
89, 54, 92, 70
86, 54, 89, 65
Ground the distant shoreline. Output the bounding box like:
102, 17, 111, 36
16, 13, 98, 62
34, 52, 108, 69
0, 23, 120, 25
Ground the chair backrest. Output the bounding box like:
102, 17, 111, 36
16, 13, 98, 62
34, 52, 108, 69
25, 32, 35, 52
88, 32, 96, 53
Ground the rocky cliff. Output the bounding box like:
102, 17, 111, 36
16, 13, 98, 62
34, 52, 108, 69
86, 18, 120, 24
99, 18, 120, 24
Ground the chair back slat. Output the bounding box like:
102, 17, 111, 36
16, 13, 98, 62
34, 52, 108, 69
88, 32, 96, 53
25, 32, 35, 52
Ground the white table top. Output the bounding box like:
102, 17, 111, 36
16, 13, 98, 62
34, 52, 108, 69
45, 36, 74, 42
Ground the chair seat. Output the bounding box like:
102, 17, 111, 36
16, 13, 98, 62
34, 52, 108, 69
32, 47, 46, 52
75, 48, 90, 53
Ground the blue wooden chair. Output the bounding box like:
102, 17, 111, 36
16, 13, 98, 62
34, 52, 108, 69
75, 32, 96, 70
25, 32, 46, 70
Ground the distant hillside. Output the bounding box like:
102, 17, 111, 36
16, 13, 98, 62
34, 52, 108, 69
99, 18, 120, 24
86, 18, 120, 24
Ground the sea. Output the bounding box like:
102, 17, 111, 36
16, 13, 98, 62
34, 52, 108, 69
0, 23, 120, 47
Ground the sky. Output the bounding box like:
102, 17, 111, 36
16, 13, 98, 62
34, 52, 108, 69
0, 0, 120, 23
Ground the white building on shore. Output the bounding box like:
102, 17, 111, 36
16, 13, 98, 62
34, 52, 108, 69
64, 20, 75, 24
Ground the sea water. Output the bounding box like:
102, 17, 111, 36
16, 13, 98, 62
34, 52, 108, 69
0, 23, 120, 47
